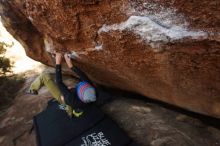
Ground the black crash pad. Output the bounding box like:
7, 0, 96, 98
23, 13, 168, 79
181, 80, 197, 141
33, 101, 138, 146
65, 118, 130, 146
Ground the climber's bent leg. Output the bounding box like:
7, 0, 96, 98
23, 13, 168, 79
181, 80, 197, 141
30, 73, 63, 103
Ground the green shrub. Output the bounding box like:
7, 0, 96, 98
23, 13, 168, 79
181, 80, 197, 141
0, 41, 24, 110
0, 75, 25, 108
0, 41, 13, 75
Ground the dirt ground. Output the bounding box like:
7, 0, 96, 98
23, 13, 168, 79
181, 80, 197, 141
0, 73, 220, 146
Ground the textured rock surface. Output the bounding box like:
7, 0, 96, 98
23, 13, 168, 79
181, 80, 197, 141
1, 73, 220, 146
0, 0, 220, 118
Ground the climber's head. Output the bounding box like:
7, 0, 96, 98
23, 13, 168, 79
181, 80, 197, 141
76, 81, 96, 103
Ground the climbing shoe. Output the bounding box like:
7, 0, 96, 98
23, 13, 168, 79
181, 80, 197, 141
59, 104, 83, 118
72, 109, 83, 117
25, 89, 38, 95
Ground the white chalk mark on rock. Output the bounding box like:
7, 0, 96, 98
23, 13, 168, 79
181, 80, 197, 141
95, 44, 103, 50
98, 16, 208, 48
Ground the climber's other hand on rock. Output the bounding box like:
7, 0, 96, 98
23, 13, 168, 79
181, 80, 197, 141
64, 53, 73, 68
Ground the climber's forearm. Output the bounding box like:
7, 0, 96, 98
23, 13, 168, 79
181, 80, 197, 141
71, 66, 93, 85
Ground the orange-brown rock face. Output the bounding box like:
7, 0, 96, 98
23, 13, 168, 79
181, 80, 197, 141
0, 0, 219, 118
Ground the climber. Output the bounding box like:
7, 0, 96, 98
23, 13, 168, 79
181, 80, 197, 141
55, 52, 97, 116
28, 52, 96, 117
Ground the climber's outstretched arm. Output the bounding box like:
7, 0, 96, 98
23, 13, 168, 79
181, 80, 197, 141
64, 53, 93, 85
55, 52, 75, 107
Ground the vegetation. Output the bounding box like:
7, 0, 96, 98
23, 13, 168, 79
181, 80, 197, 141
0, 41, 24, 110
0, 42, 12, 75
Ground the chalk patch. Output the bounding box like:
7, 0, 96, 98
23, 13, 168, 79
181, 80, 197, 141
126, 1, 187, 28
69, 46, 103, 58
95, 44, 103, 50
97, 1, 217, 49
69, 51, 80, 59
28, 16, 33, 21
44, 36, 54, 52
99, 16, 208, 48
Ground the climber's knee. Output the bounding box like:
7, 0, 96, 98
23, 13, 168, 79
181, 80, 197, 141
40, 72, 51, 82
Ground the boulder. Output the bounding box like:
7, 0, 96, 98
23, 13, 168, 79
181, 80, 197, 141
0, 0, 219, 118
